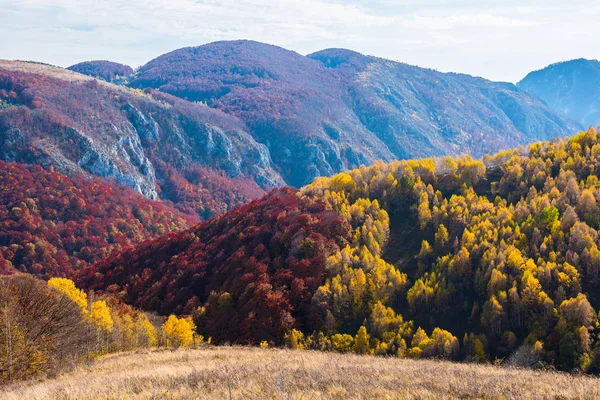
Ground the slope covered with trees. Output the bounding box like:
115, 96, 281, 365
130, 40, 580, 186
302, 127, 600, 371
77, 188, 353, 344
67, 60, 133, 82
0, 60, 276, 219
77, 127, 600, 372
0, 162, 193, 277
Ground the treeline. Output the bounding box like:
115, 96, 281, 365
0, 274, 200, 384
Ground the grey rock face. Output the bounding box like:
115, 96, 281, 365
125, 103, 160, 142
75, 129, 158, 199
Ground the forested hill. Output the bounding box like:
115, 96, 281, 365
129, 40, 580, 187
0, 60, 277, 220
77, 126, 600, 372
0, 162, 194, 277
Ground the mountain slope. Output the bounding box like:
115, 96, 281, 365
311, 48, 580, 159
0, 60, 280, 218
0, 161, 194, 277
129, 41, 390, 187
77, 126, 600, 371
518, 59, 600, 128
129, 40, 580, 186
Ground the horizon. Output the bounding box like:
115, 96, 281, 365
4, 39, 600, 85
2, 0, 600, 83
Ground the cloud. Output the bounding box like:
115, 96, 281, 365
0, 0, 599, 82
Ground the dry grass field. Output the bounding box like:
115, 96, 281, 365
2, 346, 599, 399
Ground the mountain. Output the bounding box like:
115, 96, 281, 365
0, 60, 281, 219
518, 59, 600, 128
0, 161, 194, 277
68, 60, 134, 82
1, 43, 582, 200
129, 40, 581, 186
77, 126, 600, 372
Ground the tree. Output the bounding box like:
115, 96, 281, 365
559, 294, 595, 328
89, 300, 113, 332
354, 326, 370, 354
435, 224, 449, 252
287, 329, 305, 350
417, 192, 432, 230
48, 278, 88, 315
0, 275, 92, 382
162, 315, 195, 348
331, 334, 354, 352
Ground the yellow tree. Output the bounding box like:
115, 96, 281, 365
47, 278, 88, 315
354, 326, 370, 354
134, 314, 157, 347
89, 300, 114, 332
162, 315, 196, 348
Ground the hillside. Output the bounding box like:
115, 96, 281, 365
0, 60, 278, 219
0, 162, 194, 277
67, 60, 133, 82
129, 40, 580, 186
2, 347, 600, 399
518, 59, 600, 128
77, 187, 352, 343
78, 127, 600, 372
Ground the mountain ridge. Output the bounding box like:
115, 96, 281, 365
518, 58, 600, 128
128, 40, 581, 186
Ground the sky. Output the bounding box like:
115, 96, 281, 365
1, 0, 599, 83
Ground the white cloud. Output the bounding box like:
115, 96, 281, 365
1, 0, 599, 82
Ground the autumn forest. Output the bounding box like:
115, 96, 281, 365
3, 39, 600, 398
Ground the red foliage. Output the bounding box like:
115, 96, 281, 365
154, 161, 264, 220
77, 187, 352, 344
0, 67, 268, 221
0, 162, 195, 278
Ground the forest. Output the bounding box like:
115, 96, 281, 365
71, 127, 600, 373
5, 127, 600, 385
0, 162, 194, 277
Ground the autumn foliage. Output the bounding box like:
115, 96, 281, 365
0, 274, 201, 384
0, 65, 269, 220
77, 187, 352, 344
301, 128, 600, 371
0, 162, 194, 277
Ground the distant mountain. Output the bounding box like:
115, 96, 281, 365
0, 60, 281, 219
0, 42, 583, 205
68, 60, 133, 82
129, 40, 581, 186
518, 59, 600, 128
